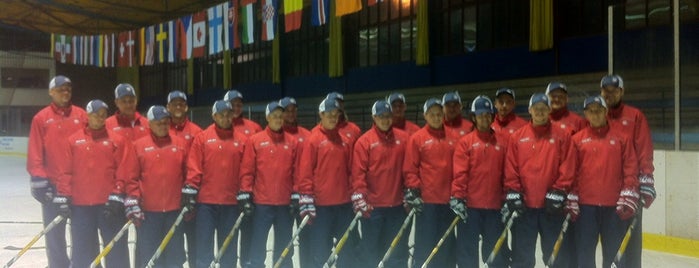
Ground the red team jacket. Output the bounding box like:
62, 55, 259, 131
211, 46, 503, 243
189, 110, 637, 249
27, 103, 88, 183
170, 118, 203, 147
444, 117, 474, 140
298, 126, 353, 206
283, 124, 312, 143
240, 128, 299, 205
105, 111, 149, 141
129, 134, 188, 212
392, 118, 421, 136
608, 103, 654, 176
452, 130, 509, 209
233, 117, 263, 138
185, 125, 246, 205
492, 113, 528, 135
550, 108, 588, 134
504, 123, 575, 208
351, 126, 410, 207
403, 126, 457, 204
56, 128, 137, 205
313, 117, 362, 146
572, 123, 639, 206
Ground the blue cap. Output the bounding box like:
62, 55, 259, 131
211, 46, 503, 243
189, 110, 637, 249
601, 74, 624, 88
371, 100, 392, 116
387, 93, 406, 104
49, 75, 71, 89
223, 90, 243, 101
528, 93, 551, 108
471, 95, 494, 115
326, 92, 344, 102
147, 105, 170, 121
279, 97, 297, 108
212, 100, 232, 115
318, 98, 340, 113
265, 101, 284, 116
167, 90, 187, 103
545, 82, 568, 94
442, 91, 462, 104
114, 83, 136, 99
85, 99, 108, 114
495, 88, 515, 99
423, 98, 443, 113
583, 95, 608, 109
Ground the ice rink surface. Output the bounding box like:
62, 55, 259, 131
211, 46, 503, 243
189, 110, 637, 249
1, 155, 698, 268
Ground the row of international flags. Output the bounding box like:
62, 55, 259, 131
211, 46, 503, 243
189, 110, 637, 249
51, 0, 383, 67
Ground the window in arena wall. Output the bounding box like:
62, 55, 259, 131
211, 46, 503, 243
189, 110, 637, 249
354, 0, 417, 67
0, 68, 49, 89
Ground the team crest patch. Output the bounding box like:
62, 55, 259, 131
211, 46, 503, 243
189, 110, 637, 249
346, 133, 352, 138
74, 119, 80, 124
509, 129, 515, 134
460, 130, 465, 136
560, 124, 567, 129
234, 142, 239, 147
610, 140, 616, 145
172, 147, 177, 152
495, 145, 501, 151
549, 138, 555, 144
103, 141, 110, 146
622, 120, 628, 126
395, 140, 401, 145
284, 145, 289, 150
185, 135, 191, 140
245, 130, 250, 134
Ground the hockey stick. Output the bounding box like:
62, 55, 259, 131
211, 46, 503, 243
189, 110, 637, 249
420, 216, 460, 268
322, 211, 363, 268
273, 215, 311, 268
145, 207, 189, 268
610, 215, 638, 268
207, 212, 246, 268
3, 215, 65, 268
546, 213, 572, 267
90, 219, 132, 268
485, 211, 518, 266
377, 209, 416, 268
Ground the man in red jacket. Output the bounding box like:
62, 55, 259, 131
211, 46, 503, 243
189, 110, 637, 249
126, 105, 189, 268
351, 100, 410, 268
403, 98, 457, 268
568, 95, 639, 267
105, 83, 149, 141
492, 88, 527, 135
183, 100, 247, 268
298, 98, 358, 268
442, 91, 473, 140
323, 92, 362, 145
240, 101, 300, 268
451, 95, 510, 268
504, 93, 575, 268
55, 99, 134, 268
27, 75, 87, 268
224, 89, 262, 137
387, 93, 421, 135
600, 74, 655, 268
546, 82, 587, 134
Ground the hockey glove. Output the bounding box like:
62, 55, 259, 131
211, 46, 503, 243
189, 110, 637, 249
545, 189, 566, 215
53, 196, 71, 218
30, 177, 54, 204
351, 192, 373, 218
565, 193, 580, 222
616, 188, 639, 221
237, 191, 254, 216
181, 185, 198, 211
639, 174, 656, 208
299, 194, 316, 223
449, 197, 468, 222
403, 188, 424, 214
505, 190, 526, 216
125, 197, 144, 227
103, 194, 125, 221
289, 193, 300, 216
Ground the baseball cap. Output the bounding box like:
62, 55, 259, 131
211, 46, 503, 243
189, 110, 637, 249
223, 90, 243, 101
371, 100, 392, 116
495, 88, 515, 99
318, 98, 340, 113
442, 91, 462, 105
326, 92, 344, 102
85, 99, 108, 114
528, 93, 551, 108
600, 74, 624, 88
49, 75, 71, 89
583, 95, 608, 109
545, 82, 568, 94
387, 93, 406, 104
212, 100, 233, 115
167, 90, 187, 103
114, 83, 136, 99
471, 95, 494, 115
423, 98, 443, 113
265, 101, 284, 116
279, 97, 297, 108
147, 105, 170, 121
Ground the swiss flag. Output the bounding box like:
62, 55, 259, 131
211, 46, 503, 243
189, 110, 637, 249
118, 31, 137, 67
192, 11, 207, 58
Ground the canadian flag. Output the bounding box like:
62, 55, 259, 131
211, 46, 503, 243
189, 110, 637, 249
192, 11, 207, 58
